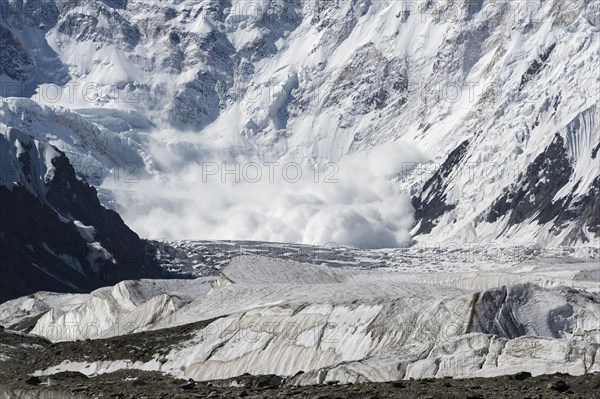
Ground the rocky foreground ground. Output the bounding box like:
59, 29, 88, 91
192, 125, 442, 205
1, 327, 599, 399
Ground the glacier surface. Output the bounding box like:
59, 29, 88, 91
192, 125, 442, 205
2, 253, 596, 385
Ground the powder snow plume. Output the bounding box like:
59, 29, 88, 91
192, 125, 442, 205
104, 140, 426, 249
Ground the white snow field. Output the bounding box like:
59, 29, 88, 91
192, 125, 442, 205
2, 252, 597, 385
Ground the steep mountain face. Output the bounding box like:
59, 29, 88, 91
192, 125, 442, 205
0, 0, 598, 247
0, 126, 166, 303
0, 24, 34, 82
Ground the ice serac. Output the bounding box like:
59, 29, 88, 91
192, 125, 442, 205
0, 127, 167, 303
18, 255, 600, 384
27, 278, 215, 340
0, 98, 151, 187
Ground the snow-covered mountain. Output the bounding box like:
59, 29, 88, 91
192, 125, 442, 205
0, 125, 168, 302
1, 1, 599, 389
1, 0, 598, 248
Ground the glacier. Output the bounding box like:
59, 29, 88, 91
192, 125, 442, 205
0, 253, 595, 385
0, 0, 598, 389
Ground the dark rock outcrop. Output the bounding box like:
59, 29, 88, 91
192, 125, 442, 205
487, 134, 573, 227
0, 23, 34, 82
0, 129, 167, 303
487, 133, 599, 243
412, 140, 470, 235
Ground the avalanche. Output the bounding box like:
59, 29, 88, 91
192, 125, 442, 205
0, 0, 598, 247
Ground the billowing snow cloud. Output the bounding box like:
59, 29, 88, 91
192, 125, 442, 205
104, 140, 426, 249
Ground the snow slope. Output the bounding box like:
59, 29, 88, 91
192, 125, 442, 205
1, 0, 598, 247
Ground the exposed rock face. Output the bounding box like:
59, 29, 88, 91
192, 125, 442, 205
0, 0, 60, 30
0, 128, 167, 303
412, 103, 599, 245
484, 108, 600, 244
55, 5, 141, 50
325, 43, 409, 119
0, 24, 33, 81
519, 43, 556, 91
487, 134, 573, 227
412, 140, 469, 235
